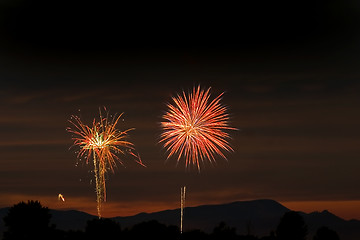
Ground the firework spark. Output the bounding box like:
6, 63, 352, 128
58, 194, 65, 202
67, 107, 143, 218
160, 85, 236, 171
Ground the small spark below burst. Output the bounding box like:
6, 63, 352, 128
58, 194, 65, 202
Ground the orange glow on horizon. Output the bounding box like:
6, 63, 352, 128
2, 193, 360, 220
62, 199, 360, 220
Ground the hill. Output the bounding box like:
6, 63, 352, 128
114, 199, 289, 236
1, 199, 360, 240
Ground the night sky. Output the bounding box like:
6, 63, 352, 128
1, 1, 360, 219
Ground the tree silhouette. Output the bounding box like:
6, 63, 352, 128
260, 231, 276, 240
313, 226, 340, 240
182, 229, 209, 240
61, 230, 86, 240
276, 211, 308, 240
212, 221, 238, 240
2, 200, 52, 240
85, 218, 121, 240
129, 220, 179, 240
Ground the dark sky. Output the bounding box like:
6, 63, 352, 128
1, 1, 360, 219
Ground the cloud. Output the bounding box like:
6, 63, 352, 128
0, 139, 67, 147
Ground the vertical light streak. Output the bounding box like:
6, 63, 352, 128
180, 185, 186, 234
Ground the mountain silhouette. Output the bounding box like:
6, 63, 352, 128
1, 199, 359, 240
49, 209, 97, 231
303, 210, 360, 240
114, 199, 289, 235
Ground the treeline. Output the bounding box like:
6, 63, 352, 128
2, 200, 340, 240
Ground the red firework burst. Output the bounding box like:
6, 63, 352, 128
160, 85, 236, 170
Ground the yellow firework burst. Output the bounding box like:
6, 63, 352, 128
67, 107, 144, 217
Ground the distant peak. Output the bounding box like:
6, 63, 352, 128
231, 199, 287, 206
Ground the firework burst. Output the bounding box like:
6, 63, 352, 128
160, 85, 236, 171
67, 107, 144, 217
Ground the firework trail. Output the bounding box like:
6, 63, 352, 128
67, 107, 144, 218
180, 186, 186, 233
160, 85, 236, 232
